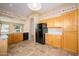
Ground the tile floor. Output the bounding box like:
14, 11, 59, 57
8, 40, 75, 56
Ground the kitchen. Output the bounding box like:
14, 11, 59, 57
0, 3, 79, 56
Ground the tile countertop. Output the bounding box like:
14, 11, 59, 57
0, 35, 8, 40
46, 28, 63, 35
45, 32, 63, 35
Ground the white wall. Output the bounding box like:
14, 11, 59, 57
23, 13, 40, 32
23, 18, 30, 32
0, 16, 25, 24
23, 13, 40, 40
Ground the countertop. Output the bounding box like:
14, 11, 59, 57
0, 35, 8, 39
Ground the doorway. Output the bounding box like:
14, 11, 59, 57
29, 18, 35, 41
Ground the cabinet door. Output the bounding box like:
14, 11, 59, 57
54, 16, 64, 28
52, 35, 62, 48
47, 16, 64, 28
8, 34, 11, 44
78, 9, 79, 55
0, 39, 7, 55
8, 33, 14, 44
45, 34, 53, 45
63, 31, 77, 53
47, 18, 55, 27
63, 10, 77, 31
17, 33, 23, 41
39, 20, 47, 23
14, 33, 18, 43
45, 34, 62, 48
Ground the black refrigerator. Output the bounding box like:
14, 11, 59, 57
36, 23, 48, 44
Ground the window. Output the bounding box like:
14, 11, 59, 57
0, 23, 9, 39
1, 23, 9, 35
14, 24, 23, 33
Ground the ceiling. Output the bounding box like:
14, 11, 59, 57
0, 3, 63, 19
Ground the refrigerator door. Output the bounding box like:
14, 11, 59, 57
36, 23, 47, 44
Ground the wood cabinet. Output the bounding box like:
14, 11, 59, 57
45, 34, 62, 48
40, 9, 78, 54
0, 39, 8, 56
63, 10, 77, 31
16, 33, 23, 42
78, 9, 79, 55
8, 34, 14, 44
47, 19, 55, 27
63, 10, 78, 54
63, 31, 77, 53
8, 33, 23, 44
47, 16, 64, 28
39, 20, 47, 23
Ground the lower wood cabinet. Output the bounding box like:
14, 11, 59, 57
8, 34, 14, 44
0, 39, 8, 56
78, 36, 79, 54
45, 34, 62, 48
8, 32, 23, 44
63, 31, 77, 53
45, 32, 78, 54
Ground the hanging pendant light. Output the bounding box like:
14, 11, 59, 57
27, 3, 42, 11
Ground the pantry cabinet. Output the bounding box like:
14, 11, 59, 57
63, 10, 77, 31
63, 31, 77, 53
63, 10, 78, 54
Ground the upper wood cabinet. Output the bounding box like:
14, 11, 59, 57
47, 16, 64, 28
39, 20, 47, 23
54, 16, 64, 28
40, 10, 77, 31
63, 10, 77, 31
47, 18, 55, 27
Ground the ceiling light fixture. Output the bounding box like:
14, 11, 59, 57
27, 3, 42, 11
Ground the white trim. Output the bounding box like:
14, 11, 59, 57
40, 5, 76, 20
